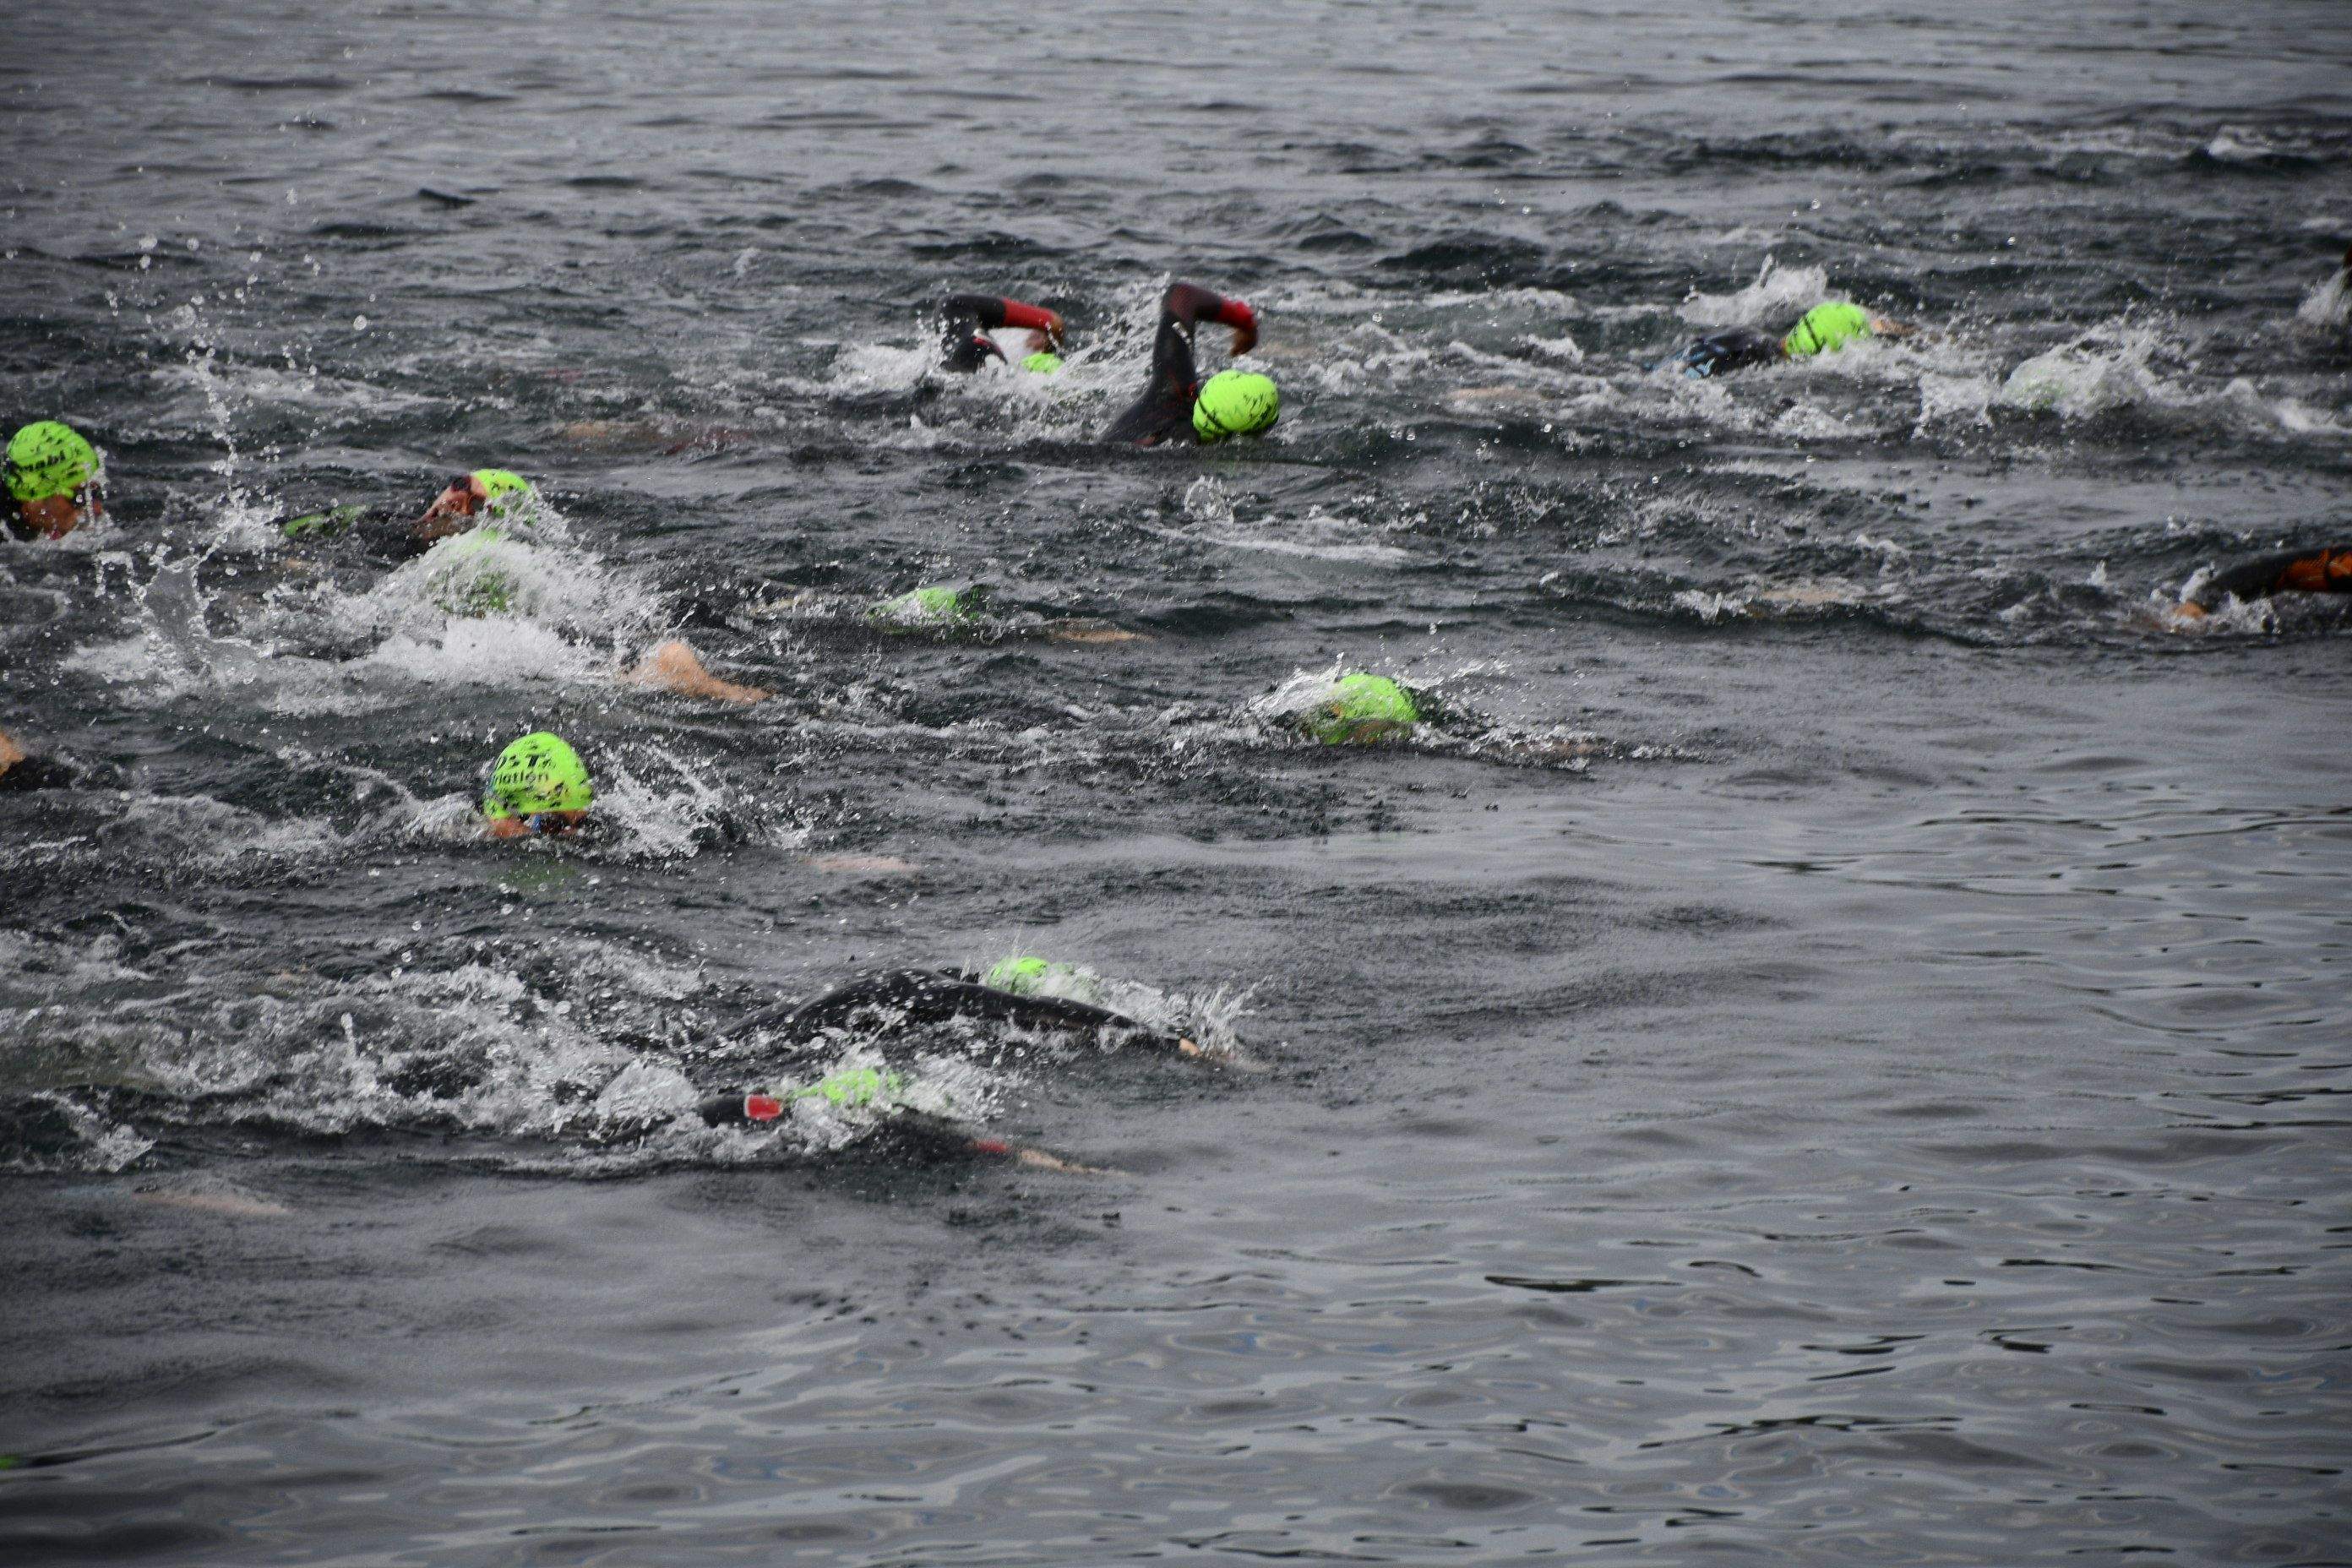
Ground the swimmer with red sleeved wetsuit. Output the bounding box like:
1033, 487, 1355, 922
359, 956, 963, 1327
937, 293, 1066, 373
1103, 281, 1280, 446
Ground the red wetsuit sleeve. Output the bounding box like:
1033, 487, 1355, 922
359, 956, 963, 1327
996, 299, 1063, 337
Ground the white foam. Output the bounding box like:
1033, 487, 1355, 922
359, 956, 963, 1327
1679, 256, 1831, 327
2295, 266, 2349, 329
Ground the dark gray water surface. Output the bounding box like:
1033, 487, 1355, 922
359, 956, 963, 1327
4, 2, 2349, 1562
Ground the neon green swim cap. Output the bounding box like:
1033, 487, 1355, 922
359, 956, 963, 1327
6, 421, 101, 504
482, 732, 592, 819
1192, 370, 1280, 444
470, 469, 534, 517
1021, 351, 1064, 375
1783, 302, 1874, 360
870, 585, 972, 625
1303, 673, 1419, 745
791, 1065, 907, 1108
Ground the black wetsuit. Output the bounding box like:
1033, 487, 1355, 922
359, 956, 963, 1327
1665, 327, 1784, 379
1103, 282, 1255, 446
2190, 547, 2352, 609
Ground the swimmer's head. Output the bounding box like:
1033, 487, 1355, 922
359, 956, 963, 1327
482, 731, 592, 832
1300, 672, 1419, 745
7, 421, 104, 537
6, 421, 101, 504
1783, 302, 1876, 360
1022, 351, 1064, 375
1192, 370, 1280, 444
421, 468, 536, 534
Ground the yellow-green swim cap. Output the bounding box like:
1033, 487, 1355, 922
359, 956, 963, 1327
1302, 673, 1419, 745
482, 732, 593, 819
1783, 302, 1874, 360
6, 421, 101, 504
470, 469, 534, 517
1192, 370, 1280, 444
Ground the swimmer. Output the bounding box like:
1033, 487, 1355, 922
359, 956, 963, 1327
478, 731, 594, 840
286, 469, 769, 700
1283, 672, 1423, 745
1257, 669, 1604, 765
937, 293, 1067, 373
686, 962, 1222, 1165
689, 1064, 1104, 1172
1104, 280, 1280, 446
277, 467, 537, 556
2175, 545, 2352, 619
1667, 299, 1913, 379
5, 421, 104, 541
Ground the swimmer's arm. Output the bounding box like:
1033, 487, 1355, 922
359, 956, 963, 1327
1163, 281, 1257, 357
0, 728, 25, 778
625, 639, 771, 704
2181, 547, 2352, 612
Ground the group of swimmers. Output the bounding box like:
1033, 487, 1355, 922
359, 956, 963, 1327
6, 269, 2348, 1156
3, 283, 1304, 1157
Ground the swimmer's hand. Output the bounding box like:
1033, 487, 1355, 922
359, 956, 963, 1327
1217, 299, 1260, 357
1869, 314, 1916, 340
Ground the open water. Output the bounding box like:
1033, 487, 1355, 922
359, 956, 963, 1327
3, 2, 2349, 1562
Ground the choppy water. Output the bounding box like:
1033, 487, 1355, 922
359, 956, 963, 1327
4, 2, 2349, 1562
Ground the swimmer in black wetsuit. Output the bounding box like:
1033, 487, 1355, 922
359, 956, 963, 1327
936, 293, 1066, 373
2176, 545, 2352, 618
1666, 300, 1913, 379
1104, 280, 1271, 446
688, 967, 1214, 1172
